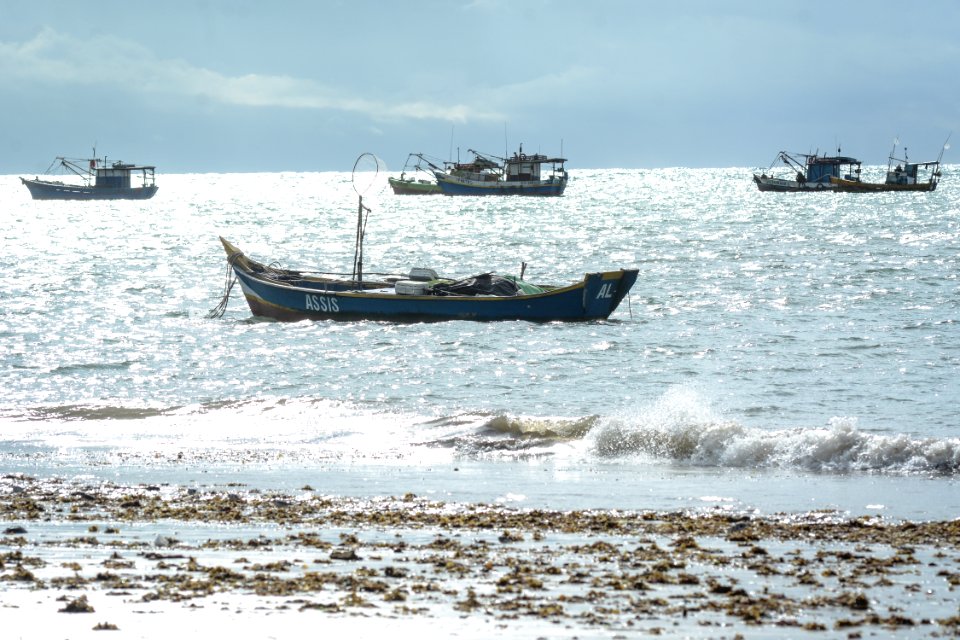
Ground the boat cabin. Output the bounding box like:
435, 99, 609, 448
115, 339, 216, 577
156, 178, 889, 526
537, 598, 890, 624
450, 155, 500, 182
803, 154, 861, 184
884, 143, 941, 187
887, 163, 921, 185
95, 161, 156, 189
504, 150, 567, 183
884, 159, 941, 187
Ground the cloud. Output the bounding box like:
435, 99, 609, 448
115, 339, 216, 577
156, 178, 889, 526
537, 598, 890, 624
482, 65, 601, 109
0, 28, 503, 123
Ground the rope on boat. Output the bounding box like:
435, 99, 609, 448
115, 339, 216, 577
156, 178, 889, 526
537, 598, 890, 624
207, 253, 240, 319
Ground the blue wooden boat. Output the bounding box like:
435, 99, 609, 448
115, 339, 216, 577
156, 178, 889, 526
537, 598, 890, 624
434, 145, 568, 196
218, 237, 637, 322
753, 149, 861, 192
21, 154, 158, 200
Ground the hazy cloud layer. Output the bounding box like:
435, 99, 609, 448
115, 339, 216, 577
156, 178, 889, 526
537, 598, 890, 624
0, 28, 503, 123
1, 1, 958, 172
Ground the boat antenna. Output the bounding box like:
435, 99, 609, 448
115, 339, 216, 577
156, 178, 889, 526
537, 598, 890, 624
936, 132, 951, 164
888, 136, 900, 172
449, 125, 455, 163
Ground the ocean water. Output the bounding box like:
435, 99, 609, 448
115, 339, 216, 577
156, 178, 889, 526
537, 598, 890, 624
1, 166, 958, 521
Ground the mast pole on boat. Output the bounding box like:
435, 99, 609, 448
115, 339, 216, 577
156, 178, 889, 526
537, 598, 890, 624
353, 196, 364, 284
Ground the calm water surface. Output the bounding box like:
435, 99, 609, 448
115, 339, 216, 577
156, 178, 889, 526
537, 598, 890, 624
1, 166, 958, 519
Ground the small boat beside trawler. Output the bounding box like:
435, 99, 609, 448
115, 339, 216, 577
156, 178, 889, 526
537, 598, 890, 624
829, 138, 948, 192
388, 153, 443, 195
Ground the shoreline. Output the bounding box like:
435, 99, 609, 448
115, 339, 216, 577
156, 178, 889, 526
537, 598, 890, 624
2, 475, 960, 638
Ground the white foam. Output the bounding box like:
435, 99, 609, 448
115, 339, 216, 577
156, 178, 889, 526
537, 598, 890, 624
590, 388, 960, 475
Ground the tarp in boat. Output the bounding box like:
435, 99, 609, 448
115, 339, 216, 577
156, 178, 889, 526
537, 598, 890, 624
431, 273, 544, 297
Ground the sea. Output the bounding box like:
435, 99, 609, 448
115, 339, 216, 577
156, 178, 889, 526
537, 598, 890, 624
1, 165, 958, 522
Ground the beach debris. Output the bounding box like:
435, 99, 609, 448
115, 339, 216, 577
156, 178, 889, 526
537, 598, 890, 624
330, 547, 360, 561
498, 530, 524, 543
154, 534, 179, 548
93, 621, 119, 630
4, 475, 960, 635
59, 595, 94, 613
4, 564, 38, 582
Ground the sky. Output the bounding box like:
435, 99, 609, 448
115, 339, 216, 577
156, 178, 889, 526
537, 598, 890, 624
2, 0, 958, 174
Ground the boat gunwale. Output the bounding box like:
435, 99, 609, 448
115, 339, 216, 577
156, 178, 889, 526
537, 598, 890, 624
232, 260, 605, 301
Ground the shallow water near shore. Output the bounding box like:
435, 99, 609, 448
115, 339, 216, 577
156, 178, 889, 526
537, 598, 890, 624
2, 166, 960, 636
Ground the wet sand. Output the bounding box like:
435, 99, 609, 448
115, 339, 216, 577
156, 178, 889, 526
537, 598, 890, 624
2, 474, 959, 639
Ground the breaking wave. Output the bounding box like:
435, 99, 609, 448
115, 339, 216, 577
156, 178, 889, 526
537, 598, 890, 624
6, 393, 959, 475
590, 389, 960, 475
416, 413, 598, 457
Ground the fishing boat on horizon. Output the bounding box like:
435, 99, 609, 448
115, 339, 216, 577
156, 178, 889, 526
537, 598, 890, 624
753, 148, 861, 192
20, 153, 158, 200
433, 145, 568, 196
754, 136, 949, 193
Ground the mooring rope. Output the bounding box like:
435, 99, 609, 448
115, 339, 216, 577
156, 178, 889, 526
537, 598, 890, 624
207, 256, 240, 319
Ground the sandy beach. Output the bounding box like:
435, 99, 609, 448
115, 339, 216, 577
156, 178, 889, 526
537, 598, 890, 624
3, 473, 959, 639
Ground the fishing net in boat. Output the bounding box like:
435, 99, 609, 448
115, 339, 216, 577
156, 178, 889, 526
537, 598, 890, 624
432, 273, 522, 297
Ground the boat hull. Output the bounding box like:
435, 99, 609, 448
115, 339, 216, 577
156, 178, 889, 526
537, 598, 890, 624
222, 240, 636, 322
752, 175, 836, 192
829, 177, 937, 192
435, 172, 568, 196
21, 178, 158, 200
388, 177, 441, 195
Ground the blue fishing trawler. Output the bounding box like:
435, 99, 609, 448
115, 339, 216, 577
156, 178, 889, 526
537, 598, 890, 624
753, 149, 861, 192
434, 145, 568, 196
21, 154, 158, 200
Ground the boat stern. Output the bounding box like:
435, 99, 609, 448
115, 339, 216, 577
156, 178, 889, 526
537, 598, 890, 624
581, 269, 639, 318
